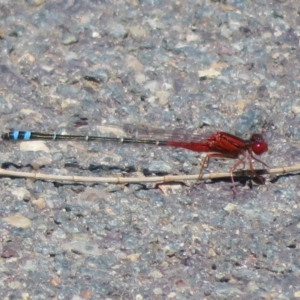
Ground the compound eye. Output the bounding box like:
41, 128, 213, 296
251, 134, 268, 155
252, 142, 268, 155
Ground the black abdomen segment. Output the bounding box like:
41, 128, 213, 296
1, 130, 168, 146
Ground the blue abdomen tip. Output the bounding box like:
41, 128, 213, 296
12, 131, 20, 140
23, 131, 31, 140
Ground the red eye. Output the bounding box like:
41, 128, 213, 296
252, 142, 268, 155
250, 134, 268, 155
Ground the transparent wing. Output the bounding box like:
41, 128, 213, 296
92, 123, 215, 143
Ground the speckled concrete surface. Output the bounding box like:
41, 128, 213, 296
0, 1, 300, 299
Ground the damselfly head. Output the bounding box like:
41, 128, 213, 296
250, 133, 268, 155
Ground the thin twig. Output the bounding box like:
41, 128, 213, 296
0, 164, 299, 184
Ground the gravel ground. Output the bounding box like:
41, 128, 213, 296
0, 1, 300, 299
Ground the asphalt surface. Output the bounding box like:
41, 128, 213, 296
0, 1, 300, 299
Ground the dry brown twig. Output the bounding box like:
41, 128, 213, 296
0, 164, 299, 184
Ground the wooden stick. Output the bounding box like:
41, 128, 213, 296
0, 164, 299, 184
